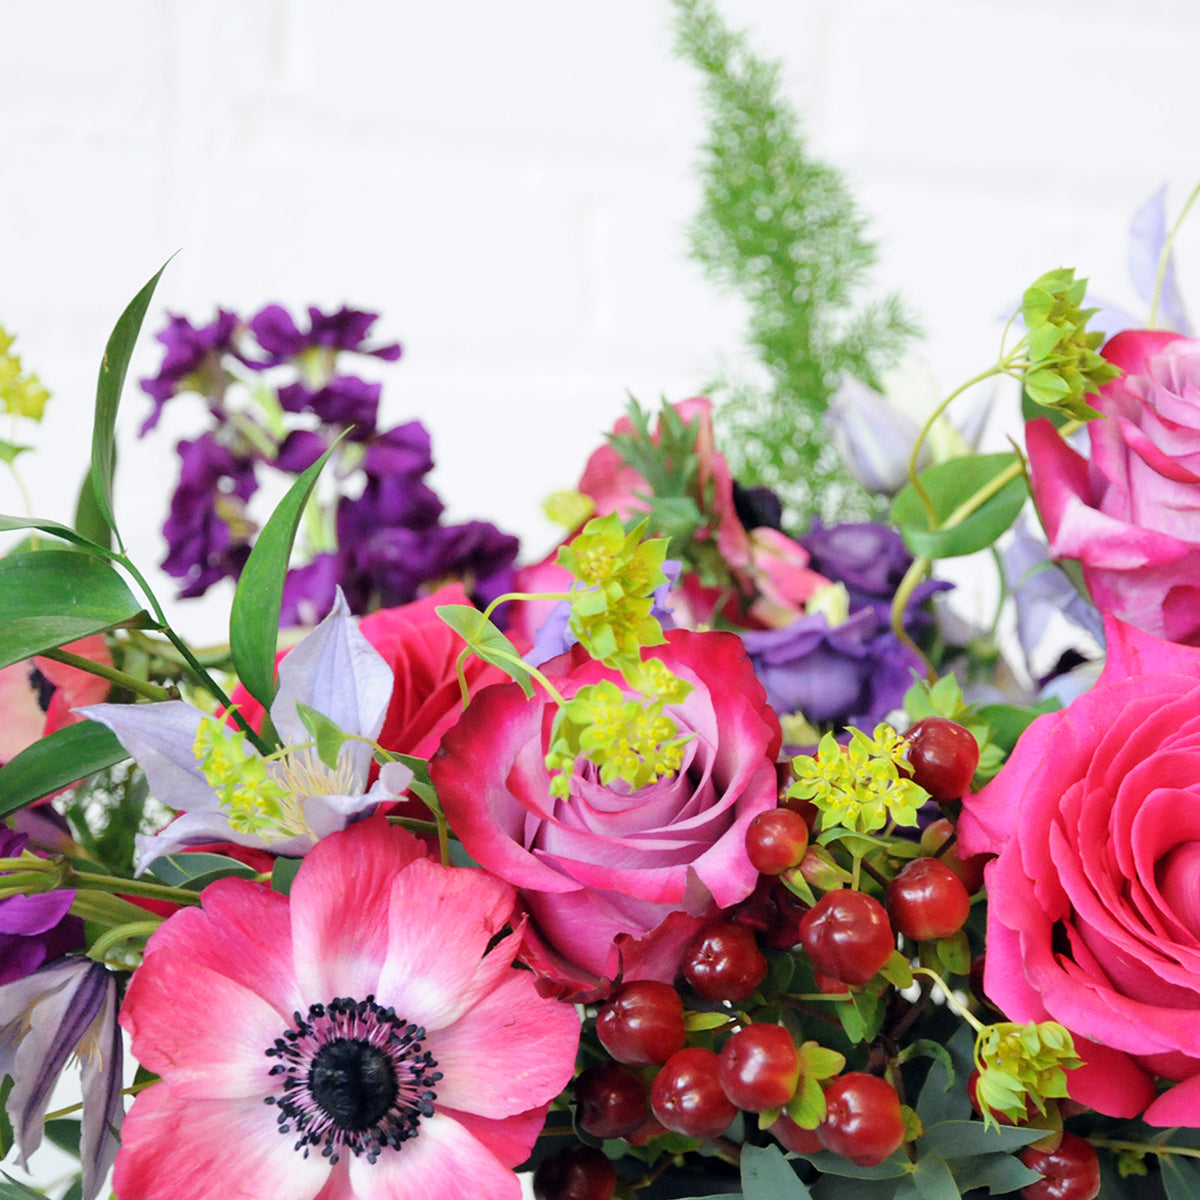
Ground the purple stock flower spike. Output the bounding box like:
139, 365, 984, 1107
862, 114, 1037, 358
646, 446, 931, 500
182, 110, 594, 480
247, 303, 402, 370
0, 958, 123, 1200
0, 829, 83, 986
1129, 186, 1193, 335
139, 309, 241, 434
80, 591, 412, 872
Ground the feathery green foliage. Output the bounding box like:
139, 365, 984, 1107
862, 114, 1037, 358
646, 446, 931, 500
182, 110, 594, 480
672, 0, 919, 522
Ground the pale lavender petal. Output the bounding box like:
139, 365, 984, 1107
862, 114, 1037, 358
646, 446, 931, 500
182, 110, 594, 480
78, 969, 123, 1200
269, 588, 393, 782
133, 813, 313, 875
81, 702, 217, 813
1130, 186, 1192, 335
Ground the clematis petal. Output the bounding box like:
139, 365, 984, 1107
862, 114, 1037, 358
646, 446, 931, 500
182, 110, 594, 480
114, 1086, 333, 1200
345, 1111, 522, 1200
78, 969, 124, 1200
270, 588, 394, 783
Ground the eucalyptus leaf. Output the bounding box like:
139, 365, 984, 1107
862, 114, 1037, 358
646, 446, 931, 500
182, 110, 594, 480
0, 720, 128, 819
0, 549, 153, 670
799, 1151, 911, 1180
148, 853, 259, 891
909, 1154, 960, 1200
43, 1118, 81, 1157
917, 1121, 1045, 1158
891, 454, 1027, 559
91, 258, 173, 545
436, 604, 535, 698
812, 1177, 901, 1200
1160, 1154, 1200, 1200
952, 1153, 1043, 1195
740, 1143, 814, 1200
913, 1049, 967, 1129
230, 442, 339, 712
270, 857, 303, 896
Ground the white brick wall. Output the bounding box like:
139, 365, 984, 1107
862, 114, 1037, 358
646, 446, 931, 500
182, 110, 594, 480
4, 0, 1198, 649
3, 0, 1200, 1190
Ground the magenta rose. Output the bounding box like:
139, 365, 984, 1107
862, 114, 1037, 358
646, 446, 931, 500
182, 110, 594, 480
430, 630, 782, 998
959, 617, 1200, 1125
1027, 328, 1200, 643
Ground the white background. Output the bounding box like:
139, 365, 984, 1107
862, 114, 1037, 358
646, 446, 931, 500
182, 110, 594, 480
4, 0, 1200, 1192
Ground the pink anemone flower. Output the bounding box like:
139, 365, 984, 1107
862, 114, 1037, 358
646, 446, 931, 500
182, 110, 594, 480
114, 818, 580, 1200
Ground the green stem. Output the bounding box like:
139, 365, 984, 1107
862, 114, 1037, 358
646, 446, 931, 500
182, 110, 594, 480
88, 919, 162, 963
38, 646, 174, 702
1148, 176, 1200, 329
887, 554, 933, 679
1091, 1138, 1200, 1162
70, 870, 203, 906
0, 855, 56, 874
911, 966, 983, 1033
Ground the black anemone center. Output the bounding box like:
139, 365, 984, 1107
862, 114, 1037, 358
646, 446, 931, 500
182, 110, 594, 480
309, 1038, 398, 1132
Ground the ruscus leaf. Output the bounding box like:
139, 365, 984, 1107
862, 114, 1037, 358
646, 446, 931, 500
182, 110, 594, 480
0, 722, 128, 819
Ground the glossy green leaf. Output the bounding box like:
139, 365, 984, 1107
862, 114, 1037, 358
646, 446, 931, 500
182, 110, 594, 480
72, 467, 113, 551
741, 1143, 814, 1200
0, 721, 128, 819
0, 513, 110, 555
91, 258, 173, 546
0, 549, 152, 670
436, 604, 535, 697
891, 454, 1028, 559
975, 700, 1060, 755
149, 853, 259, 891
230, 442, 338, 712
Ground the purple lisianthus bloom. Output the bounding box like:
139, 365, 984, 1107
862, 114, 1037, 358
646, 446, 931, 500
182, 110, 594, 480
801, 519, 950, 634
0, 957, 123, 1200
0, 829, 83, 987
276, 375, 381, 439
139, 309, 241, 435
740, 607, 923, 730
162, 433, 259, 598
247, 303, 402, 369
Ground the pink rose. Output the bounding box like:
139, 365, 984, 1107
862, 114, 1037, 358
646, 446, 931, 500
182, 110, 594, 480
1027, 329, 1200, 643
959, 617, 1200, 1125
429, 630, 782, 999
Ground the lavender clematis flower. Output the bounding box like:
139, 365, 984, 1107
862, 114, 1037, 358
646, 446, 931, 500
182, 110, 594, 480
81, 592, 411, 873
0, 830, 83, 986
0, 957, 123, 1200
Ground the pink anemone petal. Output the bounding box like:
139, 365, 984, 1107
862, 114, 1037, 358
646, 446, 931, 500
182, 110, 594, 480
1102, 329, 1185, 375
346, 1111, 522, 1200
1063, 1039, 1156, 1119
437, 1102, 551, 1169
1143, 1072, 1200, 1127
114, 1086, 333, 1200
373, 856, 516, 1031
289, 816, 428, 1005
120, 951, 286, 1101
145, 876, 301, 1017
427, 971, 579, 1118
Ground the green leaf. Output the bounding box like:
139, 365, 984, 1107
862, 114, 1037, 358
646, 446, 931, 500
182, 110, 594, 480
952, 1154, 1043, 1195
0, 513, 111, 555
909, 1154, 959, 1200
60, 1180, 82, 1200
741, 1143, 814, 1200
375, 750, 441, 815
881, 950, 914, 989
911, 1047, 966, 1129
891, 454, 1028, 559
1160, 1154, 1200, 1200
91, 258, 173, 546
229, 442, 339, 712
72, 467, 113, 551
43, 1118, 81, 1157
786, 1074, 826, 1129
270, 857, 303, 896
148, 853, 259, 891
684, 1011, 732, 1032
0, 1077, 12, 1158
295, 702, 349, 771
0, 548, 153, 670
799, 1151, 911, 1180
436, 604, 535, 698
0, 1172, 51, 1199
0, 720, 128, 820
917, 1121, 1046, 1158
974, 701, 1060, 755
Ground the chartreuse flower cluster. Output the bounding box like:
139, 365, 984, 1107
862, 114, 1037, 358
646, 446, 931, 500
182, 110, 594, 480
192, 715, 299, 839
973, 1020, 1082, 1129
787, 724, 928, 835
0, 325, 50, 422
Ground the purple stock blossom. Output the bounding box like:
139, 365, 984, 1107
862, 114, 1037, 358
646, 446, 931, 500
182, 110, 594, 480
0, 957, 123, 1200
139, 309, 241, 435
0, 829, 83, 987
161, 433, 258, 597
246, 304, 402, 368
276, 375, 381, 438
740, 607, 923, 731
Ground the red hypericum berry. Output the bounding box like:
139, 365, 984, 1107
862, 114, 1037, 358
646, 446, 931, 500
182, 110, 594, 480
799, 890, 894, 985
575, 1061, 650, 1140
533, 1144, 618, 1200
718, 1024, 800, 1112
886, 856, 971, 941
771, 1111, 824, 1154
681, 921, 768, 1003
651, 1047, 739, 1139
1019, 1131, 1101, 1200
919, 817, 988, 894
596, 980, 687, 1066
746, 808, 810, 875
904, 717, 979, 801
817, 1073, 906, 1167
